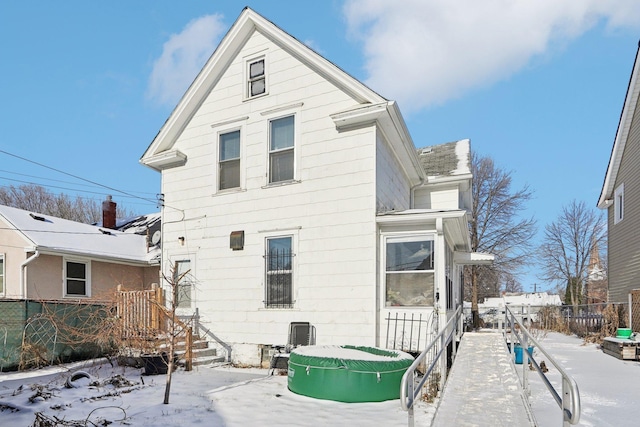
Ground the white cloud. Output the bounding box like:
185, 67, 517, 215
147, 14, 227, 107
343, 0, 640, 113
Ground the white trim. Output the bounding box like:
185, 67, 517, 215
264, 233, 297, 309
381, 232, 436, 309
63, 257, 91, 298
169, 253, 197, 314
614, 183, 625, 224
215, 125, 244, 193
266, 113, 298, 185
244, 52, 268, 100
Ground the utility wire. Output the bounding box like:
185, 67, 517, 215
0, 149, 156, 204
0, 148, 180, 212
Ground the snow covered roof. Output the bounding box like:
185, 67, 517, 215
482, 292, 562, 307
416, 139, 471, 180
0, 204, 159, 265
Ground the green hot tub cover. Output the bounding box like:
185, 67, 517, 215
287, 345, 414, 403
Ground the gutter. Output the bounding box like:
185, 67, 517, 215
20, 250, 40, 299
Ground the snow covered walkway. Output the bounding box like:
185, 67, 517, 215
431, 331, 536, 427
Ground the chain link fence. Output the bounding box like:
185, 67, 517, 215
0, 299, 114, 372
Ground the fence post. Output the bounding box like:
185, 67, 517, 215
185, 326, 193, 371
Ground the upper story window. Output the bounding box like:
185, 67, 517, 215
248, 58, 266, 98
269, 115, 295, 183
65, 259, 90, 297
614, 183, 624, 224
219, 130, 241, 190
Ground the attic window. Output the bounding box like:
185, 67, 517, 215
29, 213, 45, 221
248, 58, 266, 97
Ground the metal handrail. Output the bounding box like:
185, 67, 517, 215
400, 306, 461, 427
504, 305, 581, 426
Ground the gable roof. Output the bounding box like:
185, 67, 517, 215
598, 41, 640, 209
140, 7, 387, 167
0, 204, 159, 265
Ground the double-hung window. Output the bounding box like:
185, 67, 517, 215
385, 236, 434, 307
219, 130, 241, 190
269, 115, 295, 183
248, 58, 266, 97
265, 236, 293, 308
65, 259, 90, 297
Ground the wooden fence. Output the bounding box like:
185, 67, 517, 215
116, 284, 193, 370
116, 284, 165, 339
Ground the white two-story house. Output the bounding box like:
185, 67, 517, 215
140, 7, 491, 365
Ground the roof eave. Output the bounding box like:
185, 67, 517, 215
598, 42, 640, 209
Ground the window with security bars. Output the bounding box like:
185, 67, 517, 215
265, 237, 293, 308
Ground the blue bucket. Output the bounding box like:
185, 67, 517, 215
514, 345, 533, 364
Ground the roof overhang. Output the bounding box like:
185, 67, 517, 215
454, 251, 495, 265
598, 43, 640, 209
34, 247, 160, 267
377, 209, 470, 250
140, 149, 187, 172
332, 102, 424, 186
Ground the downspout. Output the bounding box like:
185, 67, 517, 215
409, 178, 425, 208
20, 250, 40, 299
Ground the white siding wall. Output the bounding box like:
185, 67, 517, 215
160, 31, 380, 361
413, 185, 460, 210
376, 132, 410, 213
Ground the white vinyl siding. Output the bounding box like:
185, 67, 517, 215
159, 29, 378, 349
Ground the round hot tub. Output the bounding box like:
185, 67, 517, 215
287, 345, 414, 403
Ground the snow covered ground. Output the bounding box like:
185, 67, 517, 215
0, 359, 436, 426
528, 332, 640, 427
0, 332, 637, 426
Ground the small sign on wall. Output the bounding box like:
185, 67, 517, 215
230, 230, 244, 250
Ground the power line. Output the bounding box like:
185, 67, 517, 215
0, 149, 180, 212
0, 169, 157, 196
0, 149, 157, 205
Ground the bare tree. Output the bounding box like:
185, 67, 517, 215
467, 153, 537, 328
502, 273, 524, 293
0, 184, 136, 222
538, 200, 607, 311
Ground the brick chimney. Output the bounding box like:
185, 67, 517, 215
102, 195, 117, 229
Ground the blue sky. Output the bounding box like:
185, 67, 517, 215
1, 1, 639, 290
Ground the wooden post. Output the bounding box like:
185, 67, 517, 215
185, 326, 193, 371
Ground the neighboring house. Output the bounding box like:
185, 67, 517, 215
140, 8, 491, 366
598, 42, 640, 303
0, 201, 160, 301
477, 292, 562, 323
